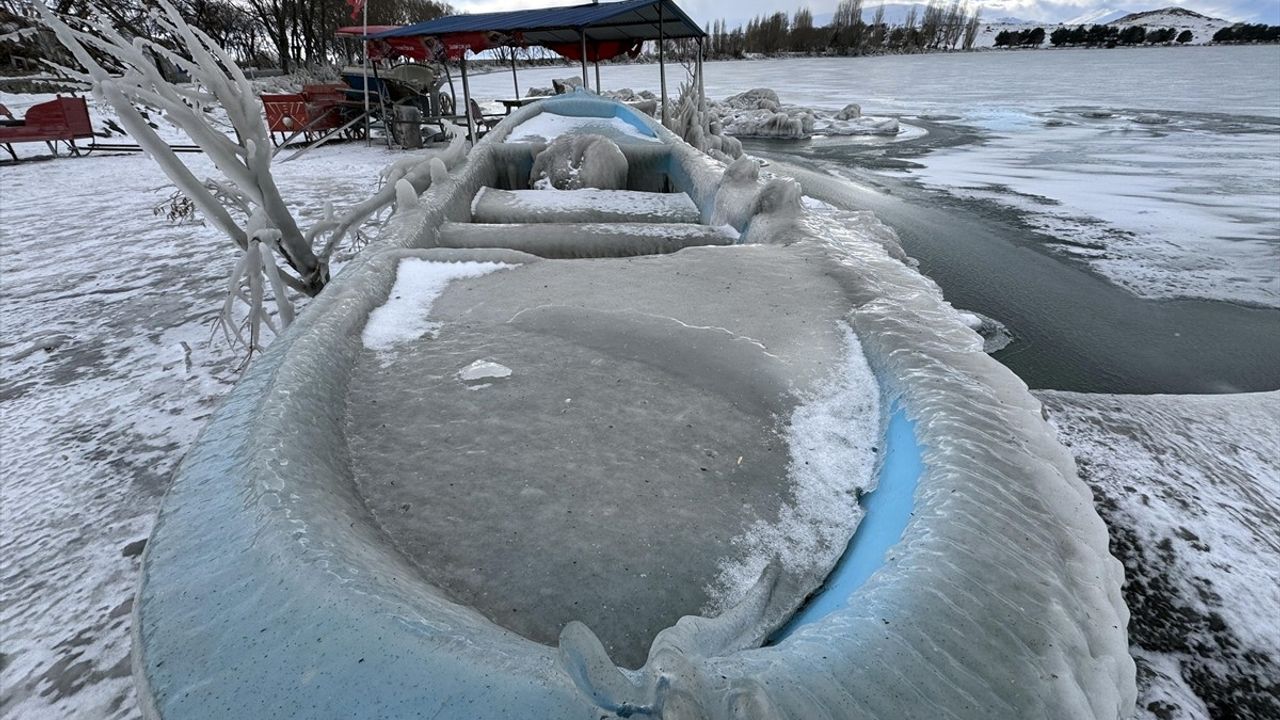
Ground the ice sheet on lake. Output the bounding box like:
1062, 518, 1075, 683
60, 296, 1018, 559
505, 111, 661, 144
361, 258, 509, 352
907, 109, 1280, 308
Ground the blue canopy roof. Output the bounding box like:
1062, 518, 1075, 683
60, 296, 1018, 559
369, 0, 706, 45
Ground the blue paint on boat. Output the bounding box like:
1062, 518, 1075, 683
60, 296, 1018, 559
771, 408, 922, 641
527, 90, 658, 138
611, 105, 657, 137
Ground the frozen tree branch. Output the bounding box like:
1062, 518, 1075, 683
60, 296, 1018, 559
35, 0, 326, 297
36, 0, 471, 356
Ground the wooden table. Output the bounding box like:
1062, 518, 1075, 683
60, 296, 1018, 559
498, 97, 540, 115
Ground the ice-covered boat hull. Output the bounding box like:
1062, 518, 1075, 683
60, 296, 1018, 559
133, 93, 1135, 719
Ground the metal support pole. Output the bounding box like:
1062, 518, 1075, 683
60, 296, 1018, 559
594, 59, 601, 94
510, 49, 520, 99
658, 1, 667, 125
361, 2, 370, 145
460, 55, 477, 145
697, 37, 706, 133
580, 32, 589, 89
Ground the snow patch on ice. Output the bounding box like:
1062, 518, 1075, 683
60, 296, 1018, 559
708, 325, 881, 611
362, 259, 510, 352
458, 359, 512, 382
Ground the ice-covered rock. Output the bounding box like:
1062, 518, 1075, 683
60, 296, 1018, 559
742, 178, 806, 244
458, 359, 513, 383
529, 133, 628, 190
957, 310, 1013, 353
711, 156, 762, 230
722, 110, 808, 140
824, 115, 900, 136
835, 103, 862, 120
550, 76, 583, 95
709, 89, 898, 140
722, 88, 782, 112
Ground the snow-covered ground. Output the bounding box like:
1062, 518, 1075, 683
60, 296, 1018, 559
1038, 390, 1280, 720
0, 122, 403, 718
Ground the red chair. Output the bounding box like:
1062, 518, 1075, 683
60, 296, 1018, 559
263, 85, 350, 146
467, 98, 502, 138
0, 96, 95, 160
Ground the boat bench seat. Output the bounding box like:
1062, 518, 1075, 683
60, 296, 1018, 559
437, 221, 735, 259
471, 186, 700, 225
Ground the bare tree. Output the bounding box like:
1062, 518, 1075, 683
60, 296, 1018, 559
35, 0, 467, 354
962, 7, 981, 50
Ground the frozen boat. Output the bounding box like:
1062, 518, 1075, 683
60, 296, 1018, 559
132, 92, 1135, 719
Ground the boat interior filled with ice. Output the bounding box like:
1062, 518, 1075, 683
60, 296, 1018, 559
133, 92, 1137, 720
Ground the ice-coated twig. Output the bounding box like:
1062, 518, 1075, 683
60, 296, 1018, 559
312, 124, 469, 260
34, 0, 326, 298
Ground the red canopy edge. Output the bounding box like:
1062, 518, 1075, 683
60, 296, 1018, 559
338, 25, 524, 61
546, 39, 644, 62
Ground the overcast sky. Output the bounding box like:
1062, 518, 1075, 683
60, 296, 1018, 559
450, 0, 1278, 25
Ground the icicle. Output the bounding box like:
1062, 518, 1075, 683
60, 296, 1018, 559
394, 179, 420, 214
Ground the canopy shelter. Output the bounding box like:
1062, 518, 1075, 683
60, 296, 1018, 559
354, 0, 707, 140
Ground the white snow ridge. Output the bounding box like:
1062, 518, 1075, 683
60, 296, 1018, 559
362, 259, 511, 352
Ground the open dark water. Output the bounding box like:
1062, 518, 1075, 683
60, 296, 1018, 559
747, 132, 1280, 394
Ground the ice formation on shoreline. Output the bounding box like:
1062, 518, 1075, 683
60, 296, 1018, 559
907, 108, 1280, 309
1038, 390, 1280, 720
713, 88, 900, 140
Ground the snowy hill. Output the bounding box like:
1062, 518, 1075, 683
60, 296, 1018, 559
1110, 6, 1221, 24
1105, 6, 1235, 42
986, 14, 1035, 25
1064, 8, 1129, 25
974, 5, 1239, 48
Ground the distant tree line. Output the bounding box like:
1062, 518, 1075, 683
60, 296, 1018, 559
993, 27, 1044, 47
1212, 24, 1280, 43
705, 0, 983, 58
1046, 25, 1195, 47
2, 0, 451, 74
